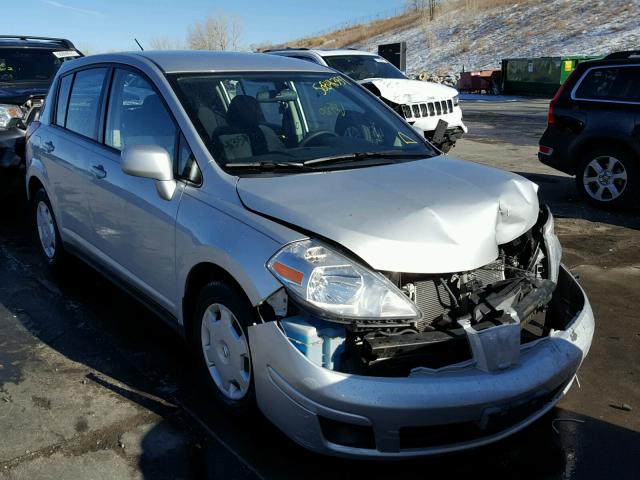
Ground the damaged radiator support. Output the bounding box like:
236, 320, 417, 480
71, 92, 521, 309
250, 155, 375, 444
361, 277, 556, 374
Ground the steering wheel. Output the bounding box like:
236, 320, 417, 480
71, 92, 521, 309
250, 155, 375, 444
299, 130, 338, 148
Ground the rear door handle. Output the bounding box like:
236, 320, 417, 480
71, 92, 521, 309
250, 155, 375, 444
90, 164, 107, 179
43, 141, 55, 153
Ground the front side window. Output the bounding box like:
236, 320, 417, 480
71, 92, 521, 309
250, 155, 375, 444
171, 72, 432, 171
105, 69, 177, 162
574, 66, 640, 102
322, 55, 406, 81
65, 68, 107, 139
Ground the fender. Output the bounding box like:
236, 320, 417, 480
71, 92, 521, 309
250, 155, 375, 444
175, 188, 305, 324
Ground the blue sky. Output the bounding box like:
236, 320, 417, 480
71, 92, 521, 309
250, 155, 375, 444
4, 0, 407, 53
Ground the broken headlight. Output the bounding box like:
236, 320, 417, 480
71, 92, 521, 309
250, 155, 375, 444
0, 104, 23, 129
267, 239, 420, 321
542, 208, 562, 283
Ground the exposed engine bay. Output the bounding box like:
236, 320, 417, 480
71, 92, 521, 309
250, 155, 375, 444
265, 207, 566, 377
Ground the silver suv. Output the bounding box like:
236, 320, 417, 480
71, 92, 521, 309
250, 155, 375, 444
26, 51, 594, 458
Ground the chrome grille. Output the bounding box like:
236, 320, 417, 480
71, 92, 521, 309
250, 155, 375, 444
401, 99, 455, 119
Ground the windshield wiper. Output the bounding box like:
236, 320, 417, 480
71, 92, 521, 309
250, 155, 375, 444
303, 151, 428, 167
225, 160, 309, 171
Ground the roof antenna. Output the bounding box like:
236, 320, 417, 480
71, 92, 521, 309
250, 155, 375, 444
134, 38, 144, 51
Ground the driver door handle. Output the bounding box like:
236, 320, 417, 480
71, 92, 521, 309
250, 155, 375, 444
90, 164, 107, 179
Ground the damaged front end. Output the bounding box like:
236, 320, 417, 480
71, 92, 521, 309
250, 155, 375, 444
260, 206, 567, 377
251, 205, 593, 456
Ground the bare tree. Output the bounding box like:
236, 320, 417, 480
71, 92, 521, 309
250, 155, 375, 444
406, 0, 438, 20
149, 36, 185, 50
405, 0, 427, 11
187, 13, 242, 51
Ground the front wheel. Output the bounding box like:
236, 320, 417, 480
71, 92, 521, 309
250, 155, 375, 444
576, 147, 638, 209
191, 281, 256, 411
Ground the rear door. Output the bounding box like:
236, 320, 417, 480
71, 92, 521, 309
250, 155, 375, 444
41, 67, 108, 245
85, 67, 186, 314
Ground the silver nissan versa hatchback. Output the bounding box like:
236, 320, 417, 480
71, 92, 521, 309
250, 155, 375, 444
25, 51, 594, 458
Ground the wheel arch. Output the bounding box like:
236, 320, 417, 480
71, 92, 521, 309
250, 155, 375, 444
572, 136, 640, 175
182, 262, 257, 338
27, 175, 45, 203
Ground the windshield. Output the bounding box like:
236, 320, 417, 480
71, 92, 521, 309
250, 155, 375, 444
322, 55, 407, 81
0, 48, 79, 83
171, 72, 432, 170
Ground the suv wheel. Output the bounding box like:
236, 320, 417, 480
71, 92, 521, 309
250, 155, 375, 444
192, 281, 255, 410
33, 189, 66, 267
576, 147, 637, 209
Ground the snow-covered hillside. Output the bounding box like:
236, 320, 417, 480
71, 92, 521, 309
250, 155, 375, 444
347, 0, 640, 77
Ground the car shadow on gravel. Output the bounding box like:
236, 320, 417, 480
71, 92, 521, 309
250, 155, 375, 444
515, 171, 640, 231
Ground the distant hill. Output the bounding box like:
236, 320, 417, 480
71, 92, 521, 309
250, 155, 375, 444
266, 0, 640, 78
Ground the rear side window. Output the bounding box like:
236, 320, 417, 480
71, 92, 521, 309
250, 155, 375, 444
55, 75, 73, 126
65, 68, 107, 139
105, 69, 177, 163
574, 66, 640, 102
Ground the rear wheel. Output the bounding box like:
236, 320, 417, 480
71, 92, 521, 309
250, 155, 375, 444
576, 147, 638, 209
33, 188, 66, 267
191, 281, 255, 411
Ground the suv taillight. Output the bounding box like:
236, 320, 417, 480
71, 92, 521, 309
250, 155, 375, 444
548, 68, 579, 126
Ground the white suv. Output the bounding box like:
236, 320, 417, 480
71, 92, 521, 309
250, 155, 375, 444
267, 48, 467, 152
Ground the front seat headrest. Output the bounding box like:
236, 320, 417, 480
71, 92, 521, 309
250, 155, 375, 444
226, 95, 262, 130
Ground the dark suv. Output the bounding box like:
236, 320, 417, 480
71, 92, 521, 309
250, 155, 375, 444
538, 51, 640, 209
0, 36, 82, 169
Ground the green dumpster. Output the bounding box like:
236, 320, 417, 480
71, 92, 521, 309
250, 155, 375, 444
501, 56, 602, 96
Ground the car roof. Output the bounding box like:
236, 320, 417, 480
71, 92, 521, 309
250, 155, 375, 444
578, 57, 640, 69
0, 36, 77, 50
90, 51, 334, 74
268, 48, 378, 58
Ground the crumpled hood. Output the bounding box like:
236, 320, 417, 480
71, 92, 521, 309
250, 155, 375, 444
237, 156, 540, 274
360, 78, 458, 105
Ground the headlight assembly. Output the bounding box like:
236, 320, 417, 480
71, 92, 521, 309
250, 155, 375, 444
542, 208, 562, 284
0, 104, 24, 129
267, 239, 420, 322
453, 94, 459, 106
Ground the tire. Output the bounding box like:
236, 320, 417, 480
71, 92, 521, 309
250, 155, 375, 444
191, 281, 256, 411
575, 147, 638, 210
32, 188, 66, 268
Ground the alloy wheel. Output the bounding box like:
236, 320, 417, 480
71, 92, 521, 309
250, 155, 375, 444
582, 155, 628, 202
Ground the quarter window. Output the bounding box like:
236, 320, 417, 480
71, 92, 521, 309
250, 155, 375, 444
575, 66, 640, 102
55, 74, 73, 126
65, 68, 107, 139
105, 69, 177, 163
177, 134, 202, 184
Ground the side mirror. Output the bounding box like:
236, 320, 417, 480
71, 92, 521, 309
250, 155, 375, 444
121, 145, 176, 200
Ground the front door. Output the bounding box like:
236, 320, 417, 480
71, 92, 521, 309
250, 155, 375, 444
86, 68, 183, 314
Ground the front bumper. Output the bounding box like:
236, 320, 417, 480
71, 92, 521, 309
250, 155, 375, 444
249, 265, 594, 458
0, 127, 26, 168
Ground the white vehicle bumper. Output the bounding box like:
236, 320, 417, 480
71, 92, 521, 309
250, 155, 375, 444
249, 265, 594, 458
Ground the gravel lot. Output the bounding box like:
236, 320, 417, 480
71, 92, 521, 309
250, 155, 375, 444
0, 97, 638, 480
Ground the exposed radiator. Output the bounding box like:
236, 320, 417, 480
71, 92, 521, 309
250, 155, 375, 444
409, 257, 506, 331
